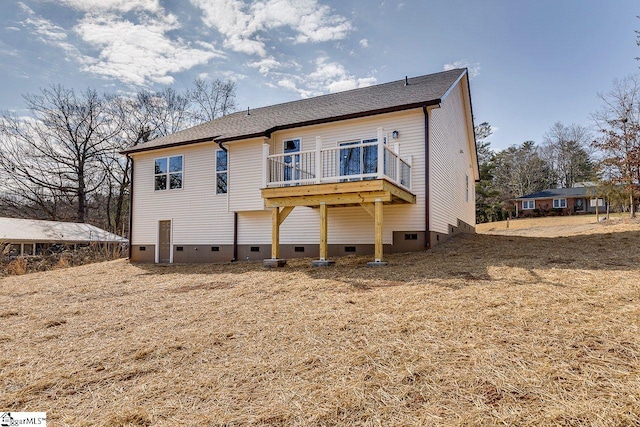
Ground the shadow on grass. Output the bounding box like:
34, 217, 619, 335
130, 230, 640, 290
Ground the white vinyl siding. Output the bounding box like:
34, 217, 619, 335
429, 82, 476, 233
131, 143, 234, 246
228, 138, 265, 212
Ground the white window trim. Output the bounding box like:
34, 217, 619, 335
215, 149, 228, 195
336, 137, 379, 180
522, 200, 535, 210
553, 198, 567, 209
154, 155, 184, 191
283, 137, 302, 153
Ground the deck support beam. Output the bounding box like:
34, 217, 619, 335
367, 198, 388, 267
312, 201, 335, 267
319, 202, 328, 260
374, 198, 383, 262
265, 206, 293, 267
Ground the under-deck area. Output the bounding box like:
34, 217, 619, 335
261, 129, 416, 266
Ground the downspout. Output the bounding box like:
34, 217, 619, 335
127, 155, 134, 259
233, 212, 238, 262
423, 106, 431, 249
423, 103, 441, 248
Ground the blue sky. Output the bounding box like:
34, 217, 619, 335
0, 0, 638, 151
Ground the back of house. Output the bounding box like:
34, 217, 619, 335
122, 68, 478, 264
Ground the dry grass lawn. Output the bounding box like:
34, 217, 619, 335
1, 216, 640, 426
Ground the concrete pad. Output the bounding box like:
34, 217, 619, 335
366, 261, 388, 267
263, 258, 287, 268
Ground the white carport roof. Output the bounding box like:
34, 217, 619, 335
0, 217, 127, 244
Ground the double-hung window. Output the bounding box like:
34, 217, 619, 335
155, 155, 183, 191
216, 150, 228, 194
522, 200, 535, 210
553, 198, 567, 209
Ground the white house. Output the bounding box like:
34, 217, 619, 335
122, 68, 478, 265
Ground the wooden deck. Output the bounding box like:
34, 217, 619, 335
261, 178, 416, 265
261, 178, 416, 208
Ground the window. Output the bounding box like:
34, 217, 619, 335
553, 198, 567, 209
339, 138, 379, 179
590, 198, 604, 207
283, 138, 301, 182
155, 155, 183, 190
216, 150, 228, 194
522, 200, 535, 210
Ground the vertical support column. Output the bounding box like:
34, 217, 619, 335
264, 207, 287, 267
375, 198, 383, 261
271, 207, 280, 259
315, 136, 322, 184
367, 198, 387, 267
312, 201, 335, 267
319, 202, 328, 260
377, 127, 385, 179
262, 143, 270, 189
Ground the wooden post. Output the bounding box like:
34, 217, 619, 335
271, 207, 280, 259
320, 202, 328, 260
374, 198, 383, 262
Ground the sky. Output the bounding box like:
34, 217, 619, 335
0, 0, 638, 151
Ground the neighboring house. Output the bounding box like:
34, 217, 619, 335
515, 187, 605, 217
122, 68, 478, 265
0, 217, 127, 256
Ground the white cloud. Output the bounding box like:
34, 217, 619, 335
443, 60, 481, 79
359, 38, 368, 48
75, 14, 223, 86
20, 4, 83, 58
248, 56, 283, 75
57, 0, 161, 13
274, 56, 376, 98
190, 0, 353, 57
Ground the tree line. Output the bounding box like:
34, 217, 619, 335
476, 75, 640, 222
0, 78, 237, 235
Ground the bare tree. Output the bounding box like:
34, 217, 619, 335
493, 141, 554, 212
592, 76, 640, 217
541, 122, 595, 188
0, 86, 121, 223
189, 77, 237, 122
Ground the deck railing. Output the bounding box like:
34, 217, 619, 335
263, 128, 412, 191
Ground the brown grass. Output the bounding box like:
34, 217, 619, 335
1, 217, 640, 426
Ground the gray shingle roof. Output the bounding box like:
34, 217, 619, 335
123, 68, 467, 154
516, 187, 593, 200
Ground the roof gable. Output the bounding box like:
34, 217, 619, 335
123, 68, 468, 154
